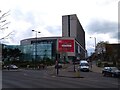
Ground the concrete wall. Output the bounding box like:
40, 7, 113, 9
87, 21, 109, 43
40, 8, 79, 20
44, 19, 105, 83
62, 15, 69, 37
62, 14, 77, 38
62, 14, 86, 59
70, 15, 77, 38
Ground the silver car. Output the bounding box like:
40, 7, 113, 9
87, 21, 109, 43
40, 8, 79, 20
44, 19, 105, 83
7, 65, 18, 69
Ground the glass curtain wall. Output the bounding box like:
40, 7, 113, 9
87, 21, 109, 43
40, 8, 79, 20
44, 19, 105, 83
21, 45, 33, 61
37, 44, 52, 60
22, 43, 52, 61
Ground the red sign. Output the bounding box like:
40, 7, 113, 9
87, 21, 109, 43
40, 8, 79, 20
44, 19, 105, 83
58, 39, 74, 52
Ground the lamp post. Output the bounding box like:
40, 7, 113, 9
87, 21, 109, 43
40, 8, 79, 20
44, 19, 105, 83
89, 37, 97, 68
32, 30, 41, 69
90, 37, 96, 51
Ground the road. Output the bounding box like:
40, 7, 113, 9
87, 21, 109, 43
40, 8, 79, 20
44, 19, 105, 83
2, 65, 120, 89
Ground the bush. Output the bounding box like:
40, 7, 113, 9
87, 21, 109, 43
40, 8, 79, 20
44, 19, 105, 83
103, 62, 115, 67
103, 63, 108, 67
110, 64, 114, 67
96, 60, 102, 67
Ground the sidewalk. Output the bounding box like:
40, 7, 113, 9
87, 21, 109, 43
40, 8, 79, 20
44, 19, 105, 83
47, 64, 83, 78
59, 65, 85, 78
90, 62, 103, 73
47, 63, 103, 78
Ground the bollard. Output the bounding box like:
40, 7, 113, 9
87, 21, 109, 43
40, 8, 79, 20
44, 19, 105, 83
26, 65, 29, 70
75, 67, 80, 77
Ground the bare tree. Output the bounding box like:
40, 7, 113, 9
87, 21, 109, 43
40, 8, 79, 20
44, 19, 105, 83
0, 10, 10, 30
0, 10, 13, 42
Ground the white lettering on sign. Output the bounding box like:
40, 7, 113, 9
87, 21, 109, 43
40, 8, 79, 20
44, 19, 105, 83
62, 44, 72, 47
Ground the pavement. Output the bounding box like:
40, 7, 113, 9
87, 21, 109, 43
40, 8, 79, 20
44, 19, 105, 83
90, 63, 103, 73
47, 63, 103, 78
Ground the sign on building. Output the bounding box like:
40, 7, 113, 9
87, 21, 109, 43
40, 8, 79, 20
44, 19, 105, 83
58, 39, 74, 53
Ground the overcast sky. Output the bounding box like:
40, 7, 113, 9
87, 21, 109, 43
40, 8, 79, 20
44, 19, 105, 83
0, 0, 119, 55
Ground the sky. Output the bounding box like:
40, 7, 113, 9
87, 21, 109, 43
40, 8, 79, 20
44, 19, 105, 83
0, 0, 119, 55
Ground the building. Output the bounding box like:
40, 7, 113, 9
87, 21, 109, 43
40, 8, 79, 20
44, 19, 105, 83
20, 36, 86, 61
62, 14, 86, 59
3, 14, 86, 62
20, 37, 59, 61
92, 43, 120, 67
0, 44, 2, 62
105, 44, 119, 62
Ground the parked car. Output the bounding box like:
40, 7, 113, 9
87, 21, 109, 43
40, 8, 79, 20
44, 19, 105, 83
102, 67, 120, 78
7, 65, 18, 70
2, 65, 7, 69
55, 63, 62, 69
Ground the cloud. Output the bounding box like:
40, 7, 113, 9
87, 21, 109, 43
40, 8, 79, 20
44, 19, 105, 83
45, 26, 62, 36
87, 47, 95, 56
95, 0, 117, 6
9, 6, 62, 43
110, 31, 119, 40
85, 19, 118, 55
86, 19, 117, 35
12, 8, 39, 27
85, 19, 118, 46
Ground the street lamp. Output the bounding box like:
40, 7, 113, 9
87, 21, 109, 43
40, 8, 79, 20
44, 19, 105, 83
32, 30, 41, 69
90, 37, 96, 51
89, 37, 97, 69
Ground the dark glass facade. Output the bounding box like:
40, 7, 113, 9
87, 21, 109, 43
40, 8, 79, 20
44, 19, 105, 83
21, 43, 52, 61
20, 39, 57, 61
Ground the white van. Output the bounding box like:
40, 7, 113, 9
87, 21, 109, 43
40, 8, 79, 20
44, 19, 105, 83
79, 60, 89, 72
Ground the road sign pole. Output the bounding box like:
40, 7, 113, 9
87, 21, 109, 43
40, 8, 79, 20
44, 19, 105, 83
56, 53, 59, 75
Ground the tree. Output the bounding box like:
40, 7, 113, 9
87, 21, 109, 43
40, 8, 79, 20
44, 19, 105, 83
106, 44, 119, 67
11, 48, 22, 61
2, 47, 22, 65
0, 10, 10, 30
0, 10, 13, 43
95, 41, 109, 61
2, 48, 9, 61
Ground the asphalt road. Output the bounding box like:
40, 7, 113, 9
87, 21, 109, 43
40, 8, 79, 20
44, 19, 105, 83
2, 66, 120, 89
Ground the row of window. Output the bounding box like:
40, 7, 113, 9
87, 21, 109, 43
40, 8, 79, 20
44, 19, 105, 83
22, 43, 52, 60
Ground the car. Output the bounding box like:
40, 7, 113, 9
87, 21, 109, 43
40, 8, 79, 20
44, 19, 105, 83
79, 60, 89, 72
7, 65, 18, 70
55, 63, 62, 69
102, 67, 120, 78
2, 65, 7, 69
